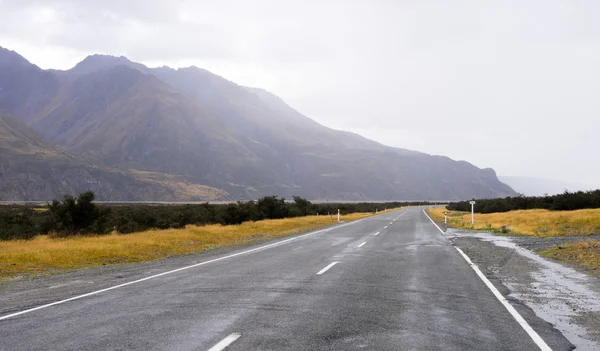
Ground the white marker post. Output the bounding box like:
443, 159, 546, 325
470, 200, 476, 225
337, 209, 340, 222
444, 211, 448, 224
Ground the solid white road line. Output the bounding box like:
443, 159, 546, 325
454, 248, 552, 351
422, 209, 445, 234
317, 261, 339, 275
422, 209, 552, 351
358, 242, 367, 248
207, 333, 241, 351
0, 215, 374, 322
374, 232, 380, 236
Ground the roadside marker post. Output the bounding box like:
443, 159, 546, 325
444, 211, 448, 224
470, 200, 476, 225
337, 209, 340, 222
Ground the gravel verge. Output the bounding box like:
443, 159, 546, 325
446, 228, 600, 351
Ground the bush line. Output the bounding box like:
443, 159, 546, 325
448, 190, 600, 214
0, 192, 432, 240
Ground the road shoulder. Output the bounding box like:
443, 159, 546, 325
448, 228, 600, 350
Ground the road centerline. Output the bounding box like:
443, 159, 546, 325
316, 261, 340, 275
358, 242, 367, 248
207, 333, 241, 351
0, 214, 377, 322
374, 232, 380, 236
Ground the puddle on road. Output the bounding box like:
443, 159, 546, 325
448, 229, 600, 351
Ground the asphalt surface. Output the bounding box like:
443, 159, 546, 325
0, 207, 568, 350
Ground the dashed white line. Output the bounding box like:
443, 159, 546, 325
207, 333, 241, 351
374, 232, 380, 236
422, 209, 552, 351
384, 226, 388, 229
358, 242, 367, 248
317, 261, 340, 275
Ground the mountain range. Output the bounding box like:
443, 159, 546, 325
0, 46, 516, 201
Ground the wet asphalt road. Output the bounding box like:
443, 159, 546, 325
0, 208, 565, 350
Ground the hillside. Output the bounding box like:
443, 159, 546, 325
0, 47, 60, 124
0, 114, 229, 201
0, 46, 517, 201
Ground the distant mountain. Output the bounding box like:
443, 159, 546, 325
66, 54, 152, 76
499, 176, 595, 197
0, 46, 517, 201
0, 47, 60, 124
0, 113, 229, 201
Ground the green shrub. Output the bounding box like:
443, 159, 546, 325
47, 191, 111, 236
448, 190, 600, 214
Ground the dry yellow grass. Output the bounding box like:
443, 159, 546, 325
427, 207, 600, 237
540, 240, 600, 275
0, 212, 374, 279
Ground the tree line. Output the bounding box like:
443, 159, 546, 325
0, 191, 431, 240
447, 190, 600, 214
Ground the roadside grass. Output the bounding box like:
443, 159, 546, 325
427, 207, 600, 237
0, 212, 376, 279
540, 240, 600, 275
427, 206, 600, 275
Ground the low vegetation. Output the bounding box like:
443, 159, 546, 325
427, 207, 600, 237
0, 191, 427, 241
0, 212, 373, 278
448, 190, 600, 213
428, 205, 600, 275
540, 240, 600, 275
0, 191, 410, 278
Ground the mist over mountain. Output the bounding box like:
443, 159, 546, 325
499, 176, 594, 197
0, 46, 516, 201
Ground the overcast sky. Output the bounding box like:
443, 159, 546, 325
1, 0, 599, 188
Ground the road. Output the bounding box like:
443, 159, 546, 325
0, 207, 565, 350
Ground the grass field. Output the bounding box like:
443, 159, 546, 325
540, 240, 600, 275
0, 212, 375, 279
427, 207, 600, 237
427, 206, 600, 274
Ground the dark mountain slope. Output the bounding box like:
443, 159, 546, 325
241, 86, 515, 199
25, 65, 275, 198
153, 67, 392, 153
0, 47, 516, 200
0, 113, 229, 201
0, 47, 60, 124
33, 65, 225, 170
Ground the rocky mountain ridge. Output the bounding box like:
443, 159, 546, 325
0, 46, 516, 201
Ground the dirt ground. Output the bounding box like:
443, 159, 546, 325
446, 227, 600, 351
